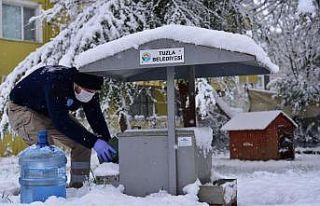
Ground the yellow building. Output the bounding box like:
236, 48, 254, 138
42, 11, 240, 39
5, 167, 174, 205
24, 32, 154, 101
0, 0, 54, 81
0, 0, 55, 155
239, 75, 266, 89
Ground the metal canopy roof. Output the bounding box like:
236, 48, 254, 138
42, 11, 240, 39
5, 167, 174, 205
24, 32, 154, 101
79, 38, 270, 81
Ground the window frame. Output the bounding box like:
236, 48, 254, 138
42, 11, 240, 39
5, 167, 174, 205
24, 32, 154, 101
0, 0, 42, 42
1, 75, 7, 83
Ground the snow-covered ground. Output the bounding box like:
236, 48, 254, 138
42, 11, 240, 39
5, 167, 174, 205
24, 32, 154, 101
0, 154, 205, 206
1, 152, 320, 205
213, 153, 320, 206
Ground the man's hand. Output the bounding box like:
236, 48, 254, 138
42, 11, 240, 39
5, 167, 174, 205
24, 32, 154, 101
93, 139, 117, 163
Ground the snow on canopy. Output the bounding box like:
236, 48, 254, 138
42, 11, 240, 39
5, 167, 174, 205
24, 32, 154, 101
75, 24, 279, 73
221, 110, 297, 131
297, 0, 316, 14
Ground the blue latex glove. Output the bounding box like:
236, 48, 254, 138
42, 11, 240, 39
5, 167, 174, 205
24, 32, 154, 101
93, 139, 117, 163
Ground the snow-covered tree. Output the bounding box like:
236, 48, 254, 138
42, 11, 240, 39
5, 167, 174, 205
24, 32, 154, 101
196, 78, 230, 151
0, 0, 146, 134
237, 0, 319, 113
0, 0, 252, 150
139, 0, 247, 32
237, 0, 320, 144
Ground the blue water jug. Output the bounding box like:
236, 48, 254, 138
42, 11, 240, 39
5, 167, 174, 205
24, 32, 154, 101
19, 130, 67, 203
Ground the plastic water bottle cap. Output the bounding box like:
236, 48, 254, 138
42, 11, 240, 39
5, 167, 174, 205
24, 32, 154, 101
37, 130, 48, 147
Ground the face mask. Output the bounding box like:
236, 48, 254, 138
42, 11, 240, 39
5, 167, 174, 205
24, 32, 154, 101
75, 88, 95, 103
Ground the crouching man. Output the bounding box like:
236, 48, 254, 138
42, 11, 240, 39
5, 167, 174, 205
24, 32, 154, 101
7, 65, 116, 188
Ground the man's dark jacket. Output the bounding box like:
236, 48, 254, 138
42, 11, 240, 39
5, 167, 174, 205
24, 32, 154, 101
9, 66, 110, 148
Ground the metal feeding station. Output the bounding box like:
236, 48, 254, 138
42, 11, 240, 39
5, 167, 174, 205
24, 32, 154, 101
77, 25, 277, 198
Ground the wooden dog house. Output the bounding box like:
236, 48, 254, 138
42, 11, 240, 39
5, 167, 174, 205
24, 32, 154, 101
221, 110, 297, 160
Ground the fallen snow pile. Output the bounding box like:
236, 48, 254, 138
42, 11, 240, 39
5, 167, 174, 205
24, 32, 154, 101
182, 179, 202, 201
93, 162, 119, 177
1, 184, 207, 206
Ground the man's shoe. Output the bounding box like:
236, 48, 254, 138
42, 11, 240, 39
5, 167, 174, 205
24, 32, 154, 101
67, 182, 83, 189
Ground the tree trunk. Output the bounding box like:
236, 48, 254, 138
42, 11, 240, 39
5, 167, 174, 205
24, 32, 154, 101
177, 68, 196, 127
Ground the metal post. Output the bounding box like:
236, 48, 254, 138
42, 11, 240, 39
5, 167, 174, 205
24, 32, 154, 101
166, 66, 177, 195
187, 66, 196, 127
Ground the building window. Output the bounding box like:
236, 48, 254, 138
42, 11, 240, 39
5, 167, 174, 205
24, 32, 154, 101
129, 88, 155, 118
257, 75, 265, 89
0, 0, 41, 42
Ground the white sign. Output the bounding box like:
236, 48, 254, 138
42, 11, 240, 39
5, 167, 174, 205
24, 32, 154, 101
178, 136, 192, 147
140, 48, 184, 65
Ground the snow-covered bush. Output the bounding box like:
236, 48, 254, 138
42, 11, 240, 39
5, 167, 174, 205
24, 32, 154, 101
196, 79, 230, 152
